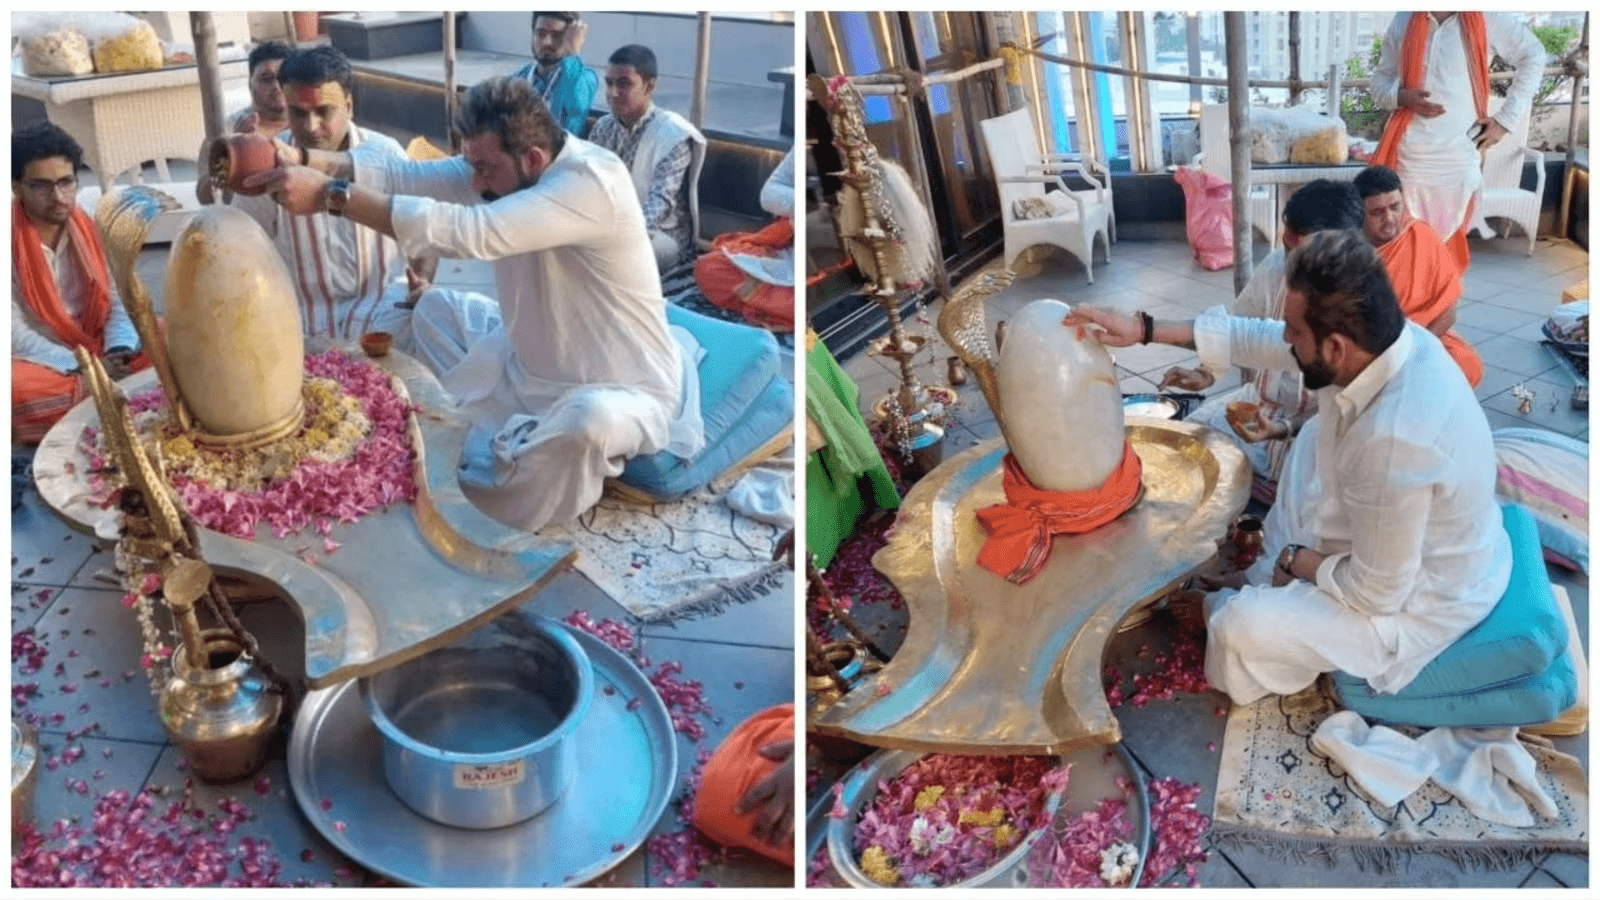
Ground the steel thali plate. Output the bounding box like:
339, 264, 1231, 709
287, 627, 677, 887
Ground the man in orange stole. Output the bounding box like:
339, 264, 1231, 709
1370, 12, 1544, 275
12, 122, 147, 444
1354, 165, 1482, 388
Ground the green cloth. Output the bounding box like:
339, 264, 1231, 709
806, 337, 900, 569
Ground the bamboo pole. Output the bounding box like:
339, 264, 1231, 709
1012, 46, 1556, 92
190, 13, 227, 144
689, 12, 712, 128
443, 11, 458, 150
1288, 12, 1302, 105
1557, 14, 1588, 240
1225, 12, 1253, 294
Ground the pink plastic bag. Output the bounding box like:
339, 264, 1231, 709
1175, 167, 1233, 271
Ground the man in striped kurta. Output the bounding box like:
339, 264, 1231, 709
220, 45, 416, 345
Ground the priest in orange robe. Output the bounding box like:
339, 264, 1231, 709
1353, 164, 1483, 388
12, 122, 147, 445
692, 704, 794, 866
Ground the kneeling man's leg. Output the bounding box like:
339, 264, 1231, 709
1205, 581, 1390, 706
409, 288, 502, 377
465, 387, 669, 532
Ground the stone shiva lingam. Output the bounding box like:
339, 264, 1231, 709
808, 266, 1250, 755
155, 204, 306, 444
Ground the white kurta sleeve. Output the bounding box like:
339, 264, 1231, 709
354, 154, 480, 206
1486, 14, 1547, 133
1193, 305, 1299, 375
1371, 13, 1410, 111
387, 172, 615, 263
11, 297, 80, 373
1318, 434, 1442, 618
760, 149, 796, 218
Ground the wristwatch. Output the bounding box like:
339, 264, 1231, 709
325, 178, 351, 217
1277, 543, 1304, 578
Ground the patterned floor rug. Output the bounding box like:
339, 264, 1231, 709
1211, 685, 1588, 873
540, 457, 791, 622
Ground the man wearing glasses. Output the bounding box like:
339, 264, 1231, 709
11, 122, 146, 444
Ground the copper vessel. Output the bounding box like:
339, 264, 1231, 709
159, 630, 284, 784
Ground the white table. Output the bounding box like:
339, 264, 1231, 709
13, 62, 247, 192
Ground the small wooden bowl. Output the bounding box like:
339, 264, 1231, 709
210, 134, 279, 196
360, 331, 393, 358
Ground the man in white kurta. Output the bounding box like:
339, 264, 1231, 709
1171, 179, 1365, 502
1068, 230, 1510, 706
212, 45, 415, 344
1371, 13, 1544, 260
250, 75, 704, 533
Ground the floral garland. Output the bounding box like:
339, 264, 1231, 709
80, 349, 419, 542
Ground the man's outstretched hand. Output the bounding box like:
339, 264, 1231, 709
244, 166, 329, 216
735, 738, 794, 847
1061, 305, 1140, 347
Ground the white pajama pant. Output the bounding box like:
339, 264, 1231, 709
410, 288, 670, 533
1205, 415, 1396, 705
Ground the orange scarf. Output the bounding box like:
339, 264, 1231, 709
12, 198, 113, 356
976, 442, 1143, 585
1372, 12, 1489, 169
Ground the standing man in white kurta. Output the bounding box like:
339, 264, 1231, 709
213, 45, 416, 345
1370, 12, 1544, 275
250, 76, 704, 533
1066, 230, 1510, 706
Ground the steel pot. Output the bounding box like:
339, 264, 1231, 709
359, 616, 594, 830
12, 720, 38, 839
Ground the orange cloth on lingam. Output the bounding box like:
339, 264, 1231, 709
976, 442, 1143, 585
692, 703, 794, 867
11, 199, 149, 444
1374, 216, 1483, 388
1372, 12, 1489, 275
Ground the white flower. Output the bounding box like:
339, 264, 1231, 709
1099, 840, 1139, 886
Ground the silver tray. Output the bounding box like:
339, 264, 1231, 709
287, 627, 677, 887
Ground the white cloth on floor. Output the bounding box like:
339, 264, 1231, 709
1310, 710, 1439, 807
1194, 313, 1509, 704
360, 136, 705, 532
1416, 726, 1559, 827
726, 463, 794, 528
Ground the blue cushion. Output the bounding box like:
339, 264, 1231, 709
1331, 504, 1571, 728
619, 305, 790, 501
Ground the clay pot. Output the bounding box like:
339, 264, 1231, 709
209, 134, 279, 197
360, 331, 393, 358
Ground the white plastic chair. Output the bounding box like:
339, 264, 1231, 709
978, 108, 1113, 283
1470, 106, 1546, 256
1194, 104, 1278, 247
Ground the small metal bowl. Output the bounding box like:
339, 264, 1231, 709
1122, 393, 1181, 420
359, 617, 594, 830
826, 749, 1066, 888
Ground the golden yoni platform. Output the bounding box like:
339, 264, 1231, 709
33, 348, 574, 689
810, 418, 1249, 755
